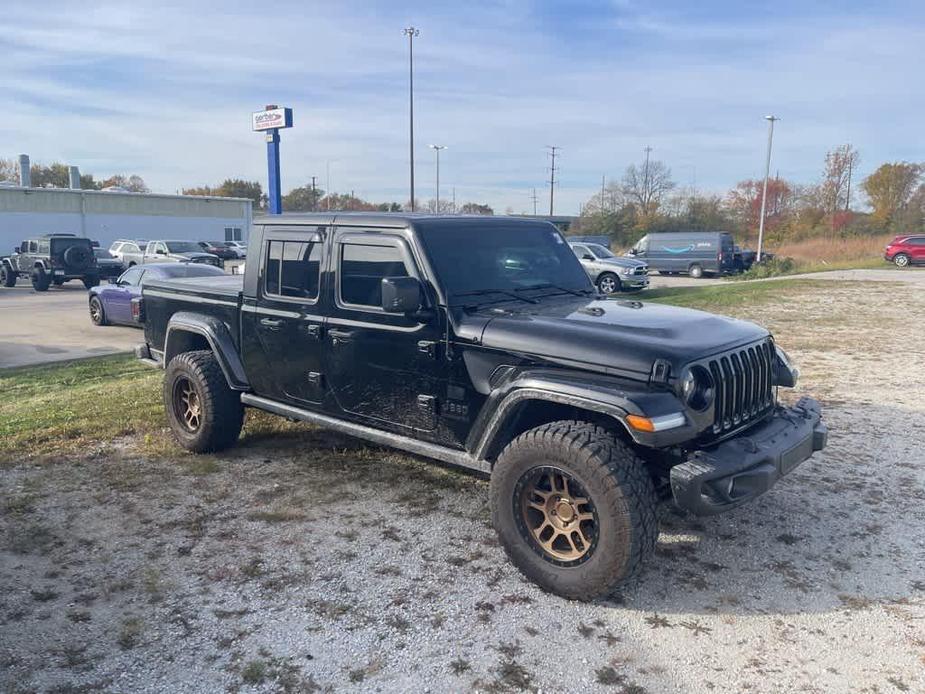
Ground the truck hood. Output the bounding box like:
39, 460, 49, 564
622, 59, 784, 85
170, 252, 217, 261
594, 256, 647, 270
463, 296, 768, 379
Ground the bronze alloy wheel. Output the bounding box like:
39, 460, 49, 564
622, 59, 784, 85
173, 376, 202, 432
515, 466, 599, 566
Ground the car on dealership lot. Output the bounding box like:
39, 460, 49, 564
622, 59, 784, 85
94, 248, 126, 281
884, 234, 925, 267
222, 240, 247, 258
1, 233, 101, 290
568, 241, 648, 293
109, 239, 146, 264
628, 231, 736, 277
88, 262, 225, 327
121, 240, 222, 268
134, 212, 826, 601
198, 241, 239, 260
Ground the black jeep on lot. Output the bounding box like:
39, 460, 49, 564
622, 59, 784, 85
135, 214, 827, 600
1, 233, 101, 291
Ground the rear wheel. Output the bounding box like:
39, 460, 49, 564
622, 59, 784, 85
31, 268, 51, 292
596, 272, 620, 294
88, 296, 107, 326
688, 264, 704, 279
490, 421, 658, 600
893, 253, 910, 268
82, 276, 100, 289
164, 350, 243, 453
0, 265, 16, 287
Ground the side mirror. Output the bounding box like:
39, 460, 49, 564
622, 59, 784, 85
582, 253, 594, 261
628, 248, 638, 255
381, 276, 423, 314
155, 248, 166, 255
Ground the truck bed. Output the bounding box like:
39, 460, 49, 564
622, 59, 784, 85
142, 275, 244, 356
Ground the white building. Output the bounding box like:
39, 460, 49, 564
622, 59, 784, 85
0, 185, 252, 252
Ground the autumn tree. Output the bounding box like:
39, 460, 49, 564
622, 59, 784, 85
861, 162, 923, 227
621, 159, 674, 216
183, 179, 264, 207
282, 183, 324, 211
459, 202, 494, 215
101, 174, 149, 193
0, 158, 19, 184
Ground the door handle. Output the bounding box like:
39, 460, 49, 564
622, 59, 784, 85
328, 328, 353, 345
260, 317, 282, 329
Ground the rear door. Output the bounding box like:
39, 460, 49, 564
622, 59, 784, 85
323, 227, 444, 433
245, 227, 328, 405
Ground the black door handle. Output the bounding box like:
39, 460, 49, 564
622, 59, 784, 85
260, 317, 282, 328
328, 328, 354, 340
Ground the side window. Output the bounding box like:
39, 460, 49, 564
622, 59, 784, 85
339, 241, 410, 309
264, 239, 322, 300
573, 245, 589, 257
28, 241, 38, 253
120, 267, 144, 285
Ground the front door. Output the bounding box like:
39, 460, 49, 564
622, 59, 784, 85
323, 228, 444, 434
246, 228, 328, 405
109, 266, 145, 323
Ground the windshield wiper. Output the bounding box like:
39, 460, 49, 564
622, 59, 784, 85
450, 289, 538, 306
513, 283, 593, 298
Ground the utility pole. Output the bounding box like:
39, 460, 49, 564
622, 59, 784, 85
642, 146, 652, 215
845, 154, 853, 212
600, 175, 606, 217
429, 144, 446, 214
546, 145, 560, 216
529, 187, 538, 216
756, 115, 779, 263
403, 26, 420, 212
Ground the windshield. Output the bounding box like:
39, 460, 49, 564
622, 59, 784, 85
586, 243, 614, 259
416, 221, 592, 304
93, 249, 113, 259
164, 242, 203, 253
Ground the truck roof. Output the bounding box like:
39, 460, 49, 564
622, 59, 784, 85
254, 213, 555, 229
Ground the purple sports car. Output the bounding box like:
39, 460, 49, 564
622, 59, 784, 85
88, 262, 225, 327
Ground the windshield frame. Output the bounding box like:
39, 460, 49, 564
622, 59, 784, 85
414, 220, 594, 307
586, 243, 615, 259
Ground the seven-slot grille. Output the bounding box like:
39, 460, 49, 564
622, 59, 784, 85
707, 339, 775, 435
633, 265, 649, 276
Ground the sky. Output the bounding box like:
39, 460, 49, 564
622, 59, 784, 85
2, 0, 924, 214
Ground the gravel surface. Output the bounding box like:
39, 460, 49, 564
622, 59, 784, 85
2, 280, 924, 693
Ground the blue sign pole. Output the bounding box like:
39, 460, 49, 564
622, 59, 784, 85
266, 128, 282, 214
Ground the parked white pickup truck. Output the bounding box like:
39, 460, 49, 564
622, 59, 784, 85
121, 240, 222, 268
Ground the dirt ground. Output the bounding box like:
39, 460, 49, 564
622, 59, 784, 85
2, 280, 924, 693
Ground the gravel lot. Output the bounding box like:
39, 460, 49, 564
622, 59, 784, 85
2, 279, 924, 693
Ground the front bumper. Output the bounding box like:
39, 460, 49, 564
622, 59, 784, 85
621, 275, 649, 290
670, 397, 827, 515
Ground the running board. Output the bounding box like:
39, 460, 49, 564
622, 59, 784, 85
239, 393, 490, 474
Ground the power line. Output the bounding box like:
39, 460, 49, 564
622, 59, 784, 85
529, 187, 539, 216
546, 145, 560, 216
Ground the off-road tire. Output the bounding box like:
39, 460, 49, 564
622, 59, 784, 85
596, 272, 621, 294
893, 253, 910, 268
83, 276, 100, 290
89, 296, 107, 326
31, 268, 51, 292
0, 265, 16, 287
689, 264, 704, 279
490, 420, 658, 600
163, 350, 243, 453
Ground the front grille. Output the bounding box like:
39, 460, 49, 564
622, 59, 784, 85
634, 265, 648, 276
707, 339, 774, 435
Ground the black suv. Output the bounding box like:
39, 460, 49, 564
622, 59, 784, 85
134, 214, 827, 600
1, 233, 101, 291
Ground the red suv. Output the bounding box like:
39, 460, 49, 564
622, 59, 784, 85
884, 235, 925, 267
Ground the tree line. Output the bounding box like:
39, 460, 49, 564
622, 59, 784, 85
572, 147, 924, 248
0, 158, 149, 193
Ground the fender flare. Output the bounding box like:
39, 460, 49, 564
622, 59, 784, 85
163, 311, 249, 391
467, 369, 695, 461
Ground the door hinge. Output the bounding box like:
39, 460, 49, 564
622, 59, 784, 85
417, 340, 437, 358
304, 324, 322, 340
417, 394, 437, 413
307, 371, 324, 387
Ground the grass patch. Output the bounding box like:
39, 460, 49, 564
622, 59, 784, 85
642, 279, 834, 313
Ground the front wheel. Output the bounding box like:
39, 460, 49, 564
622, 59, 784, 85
893, 253, 910, 268
164, 350, 244, 453
596, 272, 620, 294
490, 421, 658, 601
0, 265, 16, 287
88, 296, 107, 326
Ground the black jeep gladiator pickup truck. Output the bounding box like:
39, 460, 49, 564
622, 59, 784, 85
135, 213, 827, 600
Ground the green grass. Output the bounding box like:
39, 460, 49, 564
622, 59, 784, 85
642, 278, 831, 312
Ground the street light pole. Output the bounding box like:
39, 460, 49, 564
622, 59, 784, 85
429, 144, 446, 214
756, 115, 779, 263
403, 26, 420, 212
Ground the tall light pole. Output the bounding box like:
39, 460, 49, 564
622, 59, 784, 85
429, 144, 446, 213
546, 145, 560, 216
403, 26, 420, 212
756, 115, 779, 262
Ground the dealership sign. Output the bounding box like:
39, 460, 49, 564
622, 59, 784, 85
252, 106, 293, 132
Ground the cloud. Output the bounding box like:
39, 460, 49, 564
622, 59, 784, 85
2, 0, 923, 213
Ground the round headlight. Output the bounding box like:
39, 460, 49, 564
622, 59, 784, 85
680, 365, 714, 411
